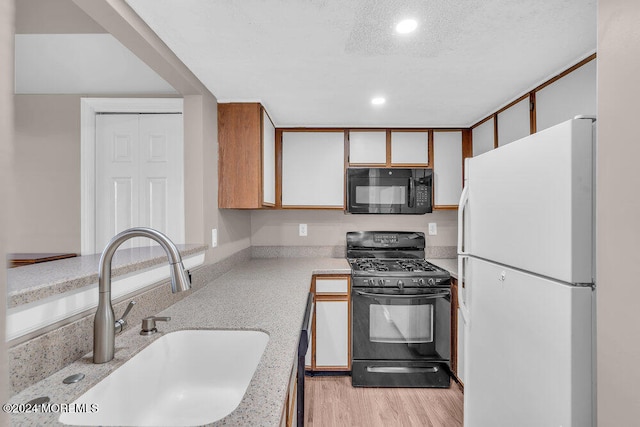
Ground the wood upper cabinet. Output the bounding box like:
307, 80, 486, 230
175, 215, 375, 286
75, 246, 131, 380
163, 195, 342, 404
263, 109, 276, 205
281, 131, 345, 208
218, 102, 276, 208
433, 131, 463, 208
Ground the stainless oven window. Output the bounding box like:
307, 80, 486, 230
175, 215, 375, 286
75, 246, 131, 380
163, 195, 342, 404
369, 304, 434, 343
355, 185, 406, 205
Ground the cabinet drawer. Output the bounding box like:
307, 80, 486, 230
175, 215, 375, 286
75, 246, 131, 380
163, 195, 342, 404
315, 278, 349, 294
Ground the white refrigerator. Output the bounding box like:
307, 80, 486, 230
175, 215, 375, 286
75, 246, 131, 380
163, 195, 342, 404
457, 118, 595, 427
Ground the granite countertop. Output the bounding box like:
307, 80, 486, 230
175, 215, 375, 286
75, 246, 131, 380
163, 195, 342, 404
427, 258, 458, 279
7, 244, 208, 308
8, 257, 351, 426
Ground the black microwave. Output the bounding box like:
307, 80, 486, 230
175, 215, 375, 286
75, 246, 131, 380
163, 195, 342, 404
346, 168, 433, 214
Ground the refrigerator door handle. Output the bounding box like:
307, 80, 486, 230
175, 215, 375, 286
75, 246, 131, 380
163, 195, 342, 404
457, 184, 469, 255
457, 184, 470, 324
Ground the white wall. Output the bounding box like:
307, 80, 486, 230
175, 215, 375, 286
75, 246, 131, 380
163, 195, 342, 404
596, 1, 640, 424
12, 95, 82, 253
251, 209, 457, 249
1, 0, 14, 422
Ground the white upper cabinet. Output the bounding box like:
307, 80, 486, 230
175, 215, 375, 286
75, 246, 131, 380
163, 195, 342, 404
281, 131, 345, 207
472, 117, 495, 156
348, 131, 386, 164
390, 131, 429, 165
433, 131, 463, 206
497, 97, 531, 146
536, 59, 597, 132
262, 110, 276, 205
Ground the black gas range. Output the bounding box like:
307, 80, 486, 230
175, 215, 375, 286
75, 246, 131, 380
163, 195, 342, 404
348, 231, 452, 388
348, 231, 450, 289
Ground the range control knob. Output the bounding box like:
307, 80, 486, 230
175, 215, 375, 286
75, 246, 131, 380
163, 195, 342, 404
378, 279, 385, 287
427, 278, 436, 286
368, 279, 376, 286
397, 280, 404, 290
418, 278, 426, 287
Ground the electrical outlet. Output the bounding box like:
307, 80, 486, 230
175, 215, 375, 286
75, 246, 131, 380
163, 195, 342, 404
428, 223, 437, 236
211, 228, 218, 247
299, 224, 308, 237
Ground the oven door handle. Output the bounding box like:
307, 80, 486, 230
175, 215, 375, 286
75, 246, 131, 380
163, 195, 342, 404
354, 289, 450, 299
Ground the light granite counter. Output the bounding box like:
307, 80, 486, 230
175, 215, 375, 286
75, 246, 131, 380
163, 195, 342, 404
427, 258, 458, 279
8, 244, 208, 308
8, 257, 350, 426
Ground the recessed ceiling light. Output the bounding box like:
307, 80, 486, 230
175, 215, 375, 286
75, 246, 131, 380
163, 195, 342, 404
371, 97, 386, 105
395, 19, 418, 34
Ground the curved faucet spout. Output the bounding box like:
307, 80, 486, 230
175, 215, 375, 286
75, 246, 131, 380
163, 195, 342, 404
94, 227, 191, 364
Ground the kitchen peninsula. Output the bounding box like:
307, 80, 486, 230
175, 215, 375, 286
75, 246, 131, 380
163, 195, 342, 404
8, 257, 349, 426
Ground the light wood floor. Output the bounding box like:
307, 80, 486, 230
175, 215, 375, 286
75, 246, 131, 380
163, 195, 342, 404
304, 375, 464, 427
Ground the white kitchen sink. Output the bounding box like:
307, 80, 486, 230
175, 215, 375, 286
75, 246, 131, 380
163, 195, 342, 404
59, 329, 269, 426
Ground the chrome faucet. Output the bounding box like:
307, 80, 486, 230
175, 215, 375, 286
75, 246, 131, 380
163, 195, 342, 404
93, 227, 191, 363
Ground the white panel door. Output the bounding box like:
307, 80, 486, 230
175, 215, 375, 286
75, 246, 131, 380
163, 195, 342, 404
96, 114, 139, 251
281, 132, 344, 207
349, 131, 386, 164
464, 257, 593, 427
433, 131, 463, 206
536, 60, 597, 132
96, 113, 184, 252
138, 114, 184, 247
315, 300, 349, 367
472, 118, 495, 157
390, 131, 428, 165
497, 97, 530, 146
262, 110, 276, 205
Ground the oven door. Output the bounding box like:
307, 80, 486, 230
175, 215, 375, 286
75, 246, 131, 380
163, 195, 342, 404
352, 287, 450, 362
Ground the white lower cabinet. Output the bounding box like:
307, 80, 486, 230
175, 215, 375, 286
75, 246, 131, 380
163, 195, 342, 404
315, 300, 349, 367
307, 275, 351, 371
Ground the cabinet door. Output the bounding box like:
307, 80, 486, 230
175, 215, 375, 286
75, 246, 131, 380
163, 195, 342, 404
535, 59, 596, 132
262, 109, 276, 205
218, 103, 264, 208
433, 131, 463, 207
497, 97, 530, 146
348, 131, 386, 164
472, 117, 495, 156
315, 300, 349, 368
390, 131, 429, 165
281, 132, 345, 207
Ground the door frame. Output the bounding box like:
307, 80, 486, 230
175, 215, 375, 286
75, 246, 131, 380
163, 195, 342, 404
80, 98, 184, 255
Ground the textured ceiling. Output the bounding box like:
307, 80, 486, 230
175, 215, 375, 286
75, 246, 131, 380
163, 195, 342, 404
126, 0, 596, 127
